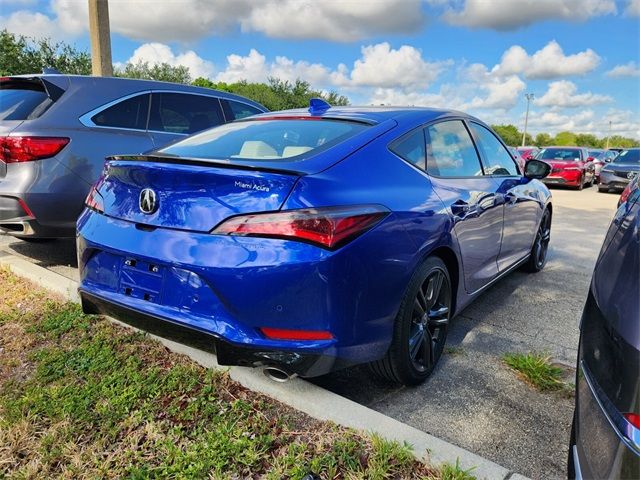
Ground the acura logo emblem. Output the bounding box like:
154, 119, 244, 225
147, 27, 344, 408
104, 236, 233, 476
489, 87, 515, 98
139, 188, 157, 214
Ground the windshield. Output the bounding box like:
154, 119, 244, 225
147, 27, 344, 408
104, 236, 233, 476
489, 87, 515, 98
157, 119, 370, 162
588, 150, 604, 159
535, 148, 582, 161
614, 149, 640, 164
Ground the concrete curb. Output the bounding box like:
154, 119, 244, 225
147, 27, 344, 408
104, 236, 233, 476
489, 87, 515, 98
1, 253, 527, 480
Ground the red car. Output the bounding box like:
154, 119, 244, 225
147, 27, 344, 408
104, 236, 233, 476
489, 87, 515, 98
517, 146, 540, 160
535, 147, 596, 190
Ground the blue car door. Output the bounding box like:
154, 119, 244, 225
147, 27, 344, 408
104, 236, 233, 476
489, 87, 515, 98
468, 122, 542, 271
425, 120, 503, 293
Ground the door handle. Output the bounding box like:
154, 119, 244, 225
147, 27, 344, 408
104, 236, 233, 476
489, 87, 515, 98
503, 192, 517, 205
451, 200, 470, 216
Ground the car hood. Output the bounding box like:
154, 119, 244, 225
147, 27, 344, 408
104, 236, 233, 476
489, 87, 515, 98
603, 163, 640, 173
546, 160, 581, 169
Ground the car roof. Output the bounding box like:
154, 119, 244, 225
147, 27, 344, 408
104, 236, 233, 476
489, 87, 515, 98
250, 106, 473, 126
8, 73, 267, 111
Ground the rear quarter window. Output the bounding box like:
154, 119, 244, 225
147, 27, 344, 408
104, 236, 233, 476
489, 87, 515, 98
158, 119, 370, 162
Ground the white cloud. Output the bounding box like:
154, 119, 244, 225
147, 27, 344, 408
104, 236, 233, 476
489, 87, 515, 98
214, 49, 334, 85
441, 0, 616, 30
626, 0, 640, 15
125, 43, 215, 79
606, 61, 640, 77
526, 108, 640, 138
492, 41, 601, 79
1, 0, 425, 43
240, 0, 425, 42
535, 80, 612, 108
343, 43, 450, 90
214, 43, 450, 92
0, 10, 62, 41
461, 64, 527, 110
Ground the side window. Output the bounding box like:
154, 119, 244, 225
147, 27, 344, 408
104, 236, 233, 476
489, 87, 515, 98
426, 120, 483, 177
469, 123, 519, 176
389, 129, 426, 170
148, 93, 224, 134
91, 94, 149, 130
227, 100, 263, 120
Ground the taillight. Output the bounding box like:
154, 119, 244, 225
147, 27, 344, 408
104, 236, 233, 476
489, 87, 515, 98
260, 327, 333, 341
625, 413, 640, 429
619, 183, 633, 205
0, 136, 70, 163
212, 205, 389, 249
85, 182, 104, 213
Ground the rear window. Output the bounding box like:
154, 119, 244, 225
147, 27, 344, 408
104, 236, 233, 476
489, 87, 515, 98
536, 148, 582, 161
158, 119, 370, 161
0, 83, 50, 120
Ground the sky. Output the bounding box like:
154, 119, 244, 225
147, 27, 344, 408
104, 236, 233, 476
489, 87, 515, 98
2, 0, 639, 139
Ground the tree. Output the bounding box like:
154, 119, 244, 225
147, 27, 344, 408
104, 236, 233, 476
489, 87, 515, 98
575, 133, 600, 148
192, 77, 349, 111
0, 29, 91, 75
534, 133, 553, 146
491, 124, 521, 146
116, 61, 191, 84
554, 131, 578, 146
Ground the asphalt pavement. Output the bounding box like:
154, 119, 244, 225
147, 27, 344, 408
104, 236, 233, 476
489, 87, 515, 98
0, 185, 623, 479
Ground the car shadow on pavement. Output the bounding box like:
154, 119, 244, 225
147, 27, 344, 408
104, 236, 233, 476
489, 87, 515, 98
2, 237, 78, 270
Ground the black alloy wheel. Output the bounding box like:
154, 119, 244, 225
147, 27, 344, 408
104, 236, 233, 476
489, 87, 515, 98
525, 209, 551, 272
370, 257, 452, 385
408, 269, 450, 373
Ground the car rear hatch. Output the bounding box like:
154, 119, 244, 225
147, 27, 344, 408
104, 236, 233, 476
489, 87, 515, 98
94, 115, 396, 232
98, 158, 300, 232
0, 75, 68, 177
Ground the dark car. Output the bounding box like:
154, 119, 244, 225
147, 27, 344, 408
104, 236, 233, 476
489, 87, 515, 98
535, 146, 595, 190
0, 74, 266, 239
77, 103, 553, 386
569, 173, 639, 478
599, 148, 640, 193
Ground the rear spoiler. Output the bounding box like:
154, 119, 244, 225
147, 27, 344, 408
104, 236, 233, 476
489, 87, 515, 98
106, 154, 305, 176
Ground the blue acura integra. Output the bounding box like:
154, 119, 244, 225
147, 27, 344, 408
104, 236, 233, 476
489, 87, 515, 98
77, 101, 552, 385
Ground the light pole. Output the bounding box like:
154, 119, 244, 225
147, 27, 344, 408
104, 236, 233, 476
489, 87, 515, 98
605, 120, 612, 149
522, 93, 534, 147
88, 0, 113, 76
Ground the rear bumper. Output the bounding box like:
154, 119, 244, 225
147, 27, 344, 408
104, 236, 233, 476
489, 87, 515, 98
76, 208, 415, 376
0, 196, 72, 237
80, 290, 342, 377
573, 362, 640, 478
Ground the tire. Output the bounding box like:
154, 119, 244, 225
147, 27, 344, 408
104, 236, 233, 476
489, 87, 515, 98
576, 175, 584, 190
370, 256, 452, 385
524, 208, 551, 273
598, 186, 608, 193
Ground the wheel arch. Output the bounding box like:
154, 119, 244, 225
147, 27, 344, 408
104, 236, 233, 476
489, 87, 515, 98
428, 245, 460, 317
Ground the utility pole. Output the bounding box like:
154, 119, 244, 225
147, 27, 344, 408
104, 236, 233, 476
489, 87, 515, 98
522, 93, 534, 147
88, 0, 113, 76
605, 120, 612, 149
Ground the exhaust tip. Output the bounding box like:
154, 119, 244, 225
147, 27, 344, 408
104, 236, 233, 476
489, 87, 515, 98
263, 366, 292, 383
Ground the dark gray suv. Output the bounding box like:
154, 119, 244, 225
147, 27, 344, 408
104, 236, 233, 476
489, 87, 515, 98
0, 74, 266, 239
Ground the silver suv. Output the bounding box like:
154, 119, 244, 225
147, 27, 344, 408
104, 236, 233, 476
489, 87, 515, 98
0, 74, 266, 239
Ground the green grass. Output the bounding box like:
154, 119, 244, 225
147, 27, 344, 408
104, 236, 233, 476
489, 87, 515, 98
0, 268, 471, 479
503, 352, 564, 392
439, 459, 476, 480
444, 346, 465, 356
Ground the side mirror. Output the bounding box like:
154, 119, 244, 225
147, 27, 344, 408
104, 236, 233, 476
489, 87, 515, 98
524, 159, 551, 180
